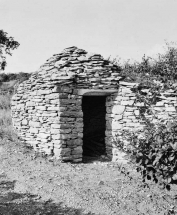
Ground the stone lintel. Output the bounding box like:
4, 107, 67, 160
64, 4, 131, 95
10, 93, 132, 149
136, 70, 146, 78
119, 81, 139, 87
77, 89, 118, 96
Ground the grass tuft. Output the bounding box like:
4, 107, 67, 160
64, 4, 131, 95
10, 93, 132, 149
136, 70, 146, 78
0, 94, 11, 109
0, 107, 17, 141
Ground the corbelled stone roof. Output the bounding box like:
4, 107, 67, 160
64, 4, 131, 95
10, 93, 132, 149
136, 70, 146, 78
29, 46, 123, 89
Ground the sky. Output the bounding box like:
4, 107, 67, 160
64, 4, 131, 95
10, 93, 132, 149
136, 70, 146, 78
0, 0, 177, 73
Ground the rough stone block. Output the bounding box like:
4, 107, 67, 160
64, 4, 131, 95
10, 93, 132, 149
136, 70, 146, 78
113, 96, 123, 101
111, 123, 123, 130
36, 106, 46, 110
113, 115, 123, 120
30, 128, 39, 134
45, 93, 59, 100
126, 122, 140, 127
106, 101, 117, 106
106, 107, 112, 114
17, 104, 25, 109
135, 102, 144, 107
53, 148, 62, 156
51, 124, 61, 129
52, 134, 70, 140
73, 138, 82, 146
154, 107, 164, 111
166, 107, 176, 112
122, 97, 130, 101
22, 119, 28, 125
49, 99, 59, 104
75, 123, 83, 128
112, 105, 125, 114
121, 88, 133, 94
42, 112, 58, 117
60, 111, 83, 118
77, 133, 83, 138
134, 110, 140, 115
121, 100, 134, 106
72, 158, 82, 163
47, 106, 59, 111
50, 128, 61, 134
53, 139, 65, 145
156, 102, 164, 106
28, 140, 39, 146
71, 146, 83, 155
123, 112, 134, 116
38, 133, 50, 139
51, 128, 71, 134
29, 121, 41, 127
37, 90, 51, 95
166, 97, 177, 101
59, 94, 69, 99
26, 102, 35, 106
75, 127, 83, 133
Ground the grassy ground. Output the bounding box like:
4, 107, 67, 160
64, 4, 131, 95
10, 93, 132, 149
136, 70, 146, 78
0, 108, 17, 142
0, 99, 177, 214
0, 95, 11, 109
0, 93, 17, 141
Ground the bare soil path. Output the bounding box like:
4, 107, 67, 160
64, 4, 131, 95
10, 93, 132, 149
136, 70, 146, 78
0, 139, 177, 215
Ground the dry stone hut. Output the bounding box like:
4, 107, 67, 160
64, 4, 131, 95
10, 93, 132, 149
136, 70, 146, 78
11, 46, 177, 163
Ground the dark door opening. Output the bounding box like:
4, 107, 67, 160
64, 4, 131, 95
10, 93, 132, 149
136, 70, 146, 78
82, 96, 106, 157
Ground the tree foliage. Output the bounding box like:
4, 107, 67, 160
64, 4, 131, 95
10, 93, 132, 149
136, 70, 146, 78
0, 30, 20, 70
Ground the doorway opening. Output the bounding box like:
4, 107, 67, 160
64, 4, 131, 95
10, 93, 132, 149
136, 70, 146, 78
82, 96, 106, 158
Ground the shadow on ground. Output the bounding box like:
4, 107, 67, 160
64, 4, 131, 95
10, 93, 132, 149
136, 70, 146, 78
0, 177, 97, 215
0, 195, 96, 215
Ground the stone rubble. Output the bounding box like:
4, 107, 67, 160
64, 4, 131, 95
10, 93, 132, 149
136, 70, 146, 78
11, 47, 177, 163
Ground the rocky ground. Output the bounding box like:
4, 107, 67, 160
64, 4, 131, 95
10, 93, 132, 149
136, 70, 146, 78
0, 139, 177, 215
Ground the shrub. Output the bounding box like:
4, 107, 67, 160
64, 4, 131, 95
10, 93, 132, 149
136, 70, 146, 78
114, 42, 177, 88
153, 42, 177, 83
124, 120, 177, 190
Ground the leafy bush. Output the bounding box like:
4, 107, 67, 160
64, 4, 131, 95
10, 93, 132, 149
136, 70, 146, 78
116, 42, 177, 88
127, 121, 177, 190
152, 42, 177, 83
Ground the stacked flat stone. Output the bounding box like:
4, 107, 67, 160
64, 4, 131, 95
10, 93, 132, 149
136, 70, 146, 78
33, 46, 121, 89
105, 82, 177, 162
11, 46, 177, 163
11, 47, 122, 162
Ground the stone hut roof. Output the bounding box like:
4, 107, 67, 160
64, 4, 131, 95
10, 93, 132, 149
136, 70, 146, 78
28, 46, 123, 89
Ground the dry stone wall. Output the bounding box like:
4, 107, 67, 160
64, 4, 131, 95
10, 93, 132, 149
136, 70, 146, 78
11, 47, 121, 162
11, 46, 177, 163
105, 82, 177, 162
